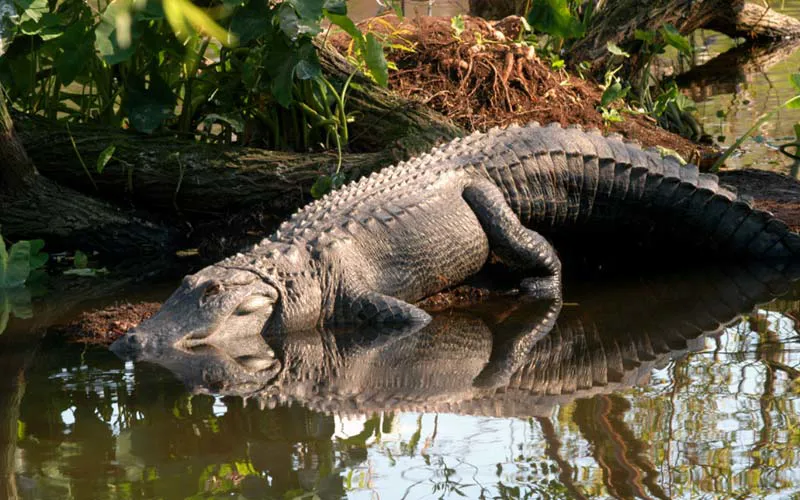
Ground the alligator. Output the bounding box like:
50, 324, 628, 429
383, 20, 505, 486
121, 263, 800, 417
112, 122, 800, 361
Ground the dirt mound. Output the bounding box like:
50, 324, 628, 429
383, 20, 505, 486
332, 14, 708, 161
56, 302, 161, 345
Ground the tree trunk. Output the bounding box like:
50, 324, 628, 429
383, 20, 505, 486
13, 113, 397, 218
0, 87, 175, 257
570, 0, 800, 73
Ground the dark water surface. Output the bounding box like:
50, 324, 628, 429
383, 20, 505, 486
3, 264, 800, 499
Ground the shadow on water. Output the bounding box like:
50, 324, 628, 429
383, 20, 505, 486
3, 262, 800, 498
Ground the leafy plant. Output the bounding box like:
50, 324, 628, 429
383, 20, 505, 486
0, 0, 388, 155
526, 0, 589, 51
0, 236, 47, 288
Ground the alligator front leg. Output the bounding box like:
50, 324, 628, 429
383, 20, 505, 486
463, 179, 562, 299
341, 290, 432, 331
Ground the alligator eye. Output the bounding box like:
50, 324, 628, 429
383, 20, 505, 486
203, 282, 223, 299
236, 295, 274, 315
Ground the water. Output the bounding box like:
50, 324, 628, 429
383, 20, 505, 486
4, 265, 800, 499
4, 4, 800, 499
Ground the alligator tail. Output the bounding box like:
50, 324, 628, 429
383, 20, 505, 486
475, 122, 800, 259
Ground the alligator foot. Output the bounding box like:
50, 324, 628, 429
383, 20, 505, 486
472, 298, 562, 390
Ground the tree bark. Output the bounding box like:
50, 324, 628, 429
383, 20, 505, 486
13, 113, 397, 218
0, 87, 175, 257
570, 0, 800, 73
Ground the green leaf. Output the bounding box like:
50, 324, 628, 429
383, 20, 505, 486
634, 29, 657, 44
5, 241, 31, 287
311, 175, 332, 198
95, 0, 141, 64
786, 96, 800, 110
326, 13, 364, 44
278, 3, 321, 41
791, 73, 800, 93
229, 0, 271, 44
28, 240, 47, 271
364, 33, 388, 88
600, 81, 629, 107
267, 39, 320, 106
450, 15, 465, 37
96, 144, 116, 173
13, 0, 48, 24
54, 23, 95, 85
527, 0, 584, 40
124, 73, 177, 133
322, 0, 347, 15
660, 24, 692, 56
607, 42, 629, 58
74, 250, 88, 269
287, 0, 324, 20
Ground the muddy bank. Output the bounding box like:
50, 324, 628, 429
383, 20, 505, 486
720, 169, 800, 232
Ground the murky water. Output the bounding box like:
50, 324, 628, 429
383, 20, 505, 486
3, 3, 800, 500
4, 264, 800, 499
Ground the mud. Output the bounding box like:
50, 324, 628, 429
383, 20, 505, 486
56, 302, 161, 345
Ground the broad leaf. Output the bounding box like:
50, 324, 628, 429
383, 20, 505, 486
4, 241, 31, 287
326, 12, 363, 43
364, 33, 388, 88
13, 0, 47, 24
287, 0, 324, 20
790, 73, 800, 92
229, 0, 271, 44
95, 0, 141, 64
527, 0, 584, 40
278, 3, 321, 41
96, 144, 116, 173
660, 24, 692, 56
311, 175, 332, 198
125, 73, 177, 133
600, 81, 629, 107
322, 0, 346, 16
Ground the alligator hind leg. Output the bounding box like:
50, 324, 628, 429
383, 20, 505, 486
463, 179, 562, 299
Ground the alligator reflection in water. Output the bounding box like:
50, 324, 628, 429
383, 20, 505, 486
127, 262, 800, 418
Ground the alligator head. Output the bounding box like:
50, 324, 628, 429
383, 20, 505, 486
110, 241, 324, 390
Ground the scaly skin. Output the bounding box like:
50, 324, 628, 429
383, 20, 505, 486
112, 122, 800, 359
126, 263, 800, 418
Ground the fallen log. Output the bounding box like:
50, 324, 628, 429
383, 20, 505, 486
0, 88, 175, 256
676, 38, 800, 101
570, 0, 800, 74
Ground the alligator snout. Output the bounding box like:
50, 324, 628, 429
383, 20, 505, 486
110, 329, 148, 359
